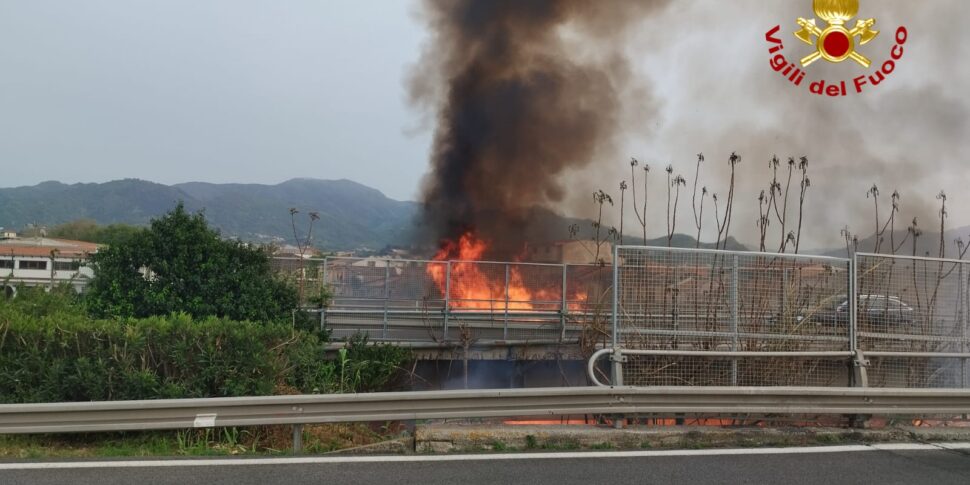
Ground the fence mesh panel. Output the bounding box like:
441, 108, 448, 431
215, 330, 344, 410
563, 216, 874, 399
855, 253, 970, 388
614, 247, 851, 386
867, 356, 967, 389
855, 254, 968, 352
623, 355, 848, 387
615, 247, 851, 350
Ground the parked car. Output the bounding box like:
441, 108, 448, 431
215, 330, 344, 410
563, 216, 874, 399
803, 294, 915, 326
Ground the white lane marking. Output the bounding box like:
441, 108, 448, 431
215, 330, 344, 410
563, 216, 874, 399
869, 443, 941, 451
935, 442, 970, 450
0, 443, 966, 471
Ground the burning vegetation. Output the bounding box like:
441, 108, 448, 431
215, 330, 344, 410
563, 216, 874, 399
426, 231, 588, 311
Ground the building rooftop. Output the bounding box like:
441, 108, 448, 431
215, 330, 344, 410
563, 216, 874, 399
0, 238, 101, 258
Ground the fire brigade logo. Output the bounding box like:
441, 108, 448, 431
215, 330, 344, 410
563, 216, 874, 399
794, 0, 879, 68
764, 0, 907, 96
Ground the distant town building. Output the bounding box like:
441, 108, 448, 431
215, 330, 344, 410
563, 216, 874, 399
273, 244, 323, 259
350, 255, 409, 268
0, 237, 100, 296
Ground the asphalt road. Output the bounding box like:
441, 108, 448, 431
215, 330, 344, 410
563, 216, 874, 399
2, 445, 969, 485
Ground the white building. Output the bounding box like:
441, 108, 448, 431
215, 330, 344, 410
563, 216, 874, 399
0, 237, 100, 297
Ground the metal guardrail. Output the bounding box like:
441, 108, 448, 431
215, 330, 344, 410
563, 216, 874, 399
3, 387, 969, 436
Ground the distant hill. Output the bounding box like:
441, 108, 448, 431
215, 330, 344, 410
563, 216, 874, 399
513, 206, 748, 251
819, 225, 970, 259
0, 178, 750, 253
0, 178, 419, 250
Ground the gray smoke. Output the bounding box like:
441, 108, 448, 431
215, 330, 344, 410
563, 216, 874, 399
601, 0, 969, 251
411, 0, 968, 252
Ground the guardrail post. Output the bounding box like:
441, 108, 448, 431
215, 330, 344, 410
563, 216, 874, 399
849, 350, 871, 428
383, 264, 390, 339
560, 264, 568, 340
444, 262, 452, 341
292, 424, 303, 453
851, 350, 869, 388
610, 348, 627, 428
730, 255, 739, 386
504, 264, 510, 340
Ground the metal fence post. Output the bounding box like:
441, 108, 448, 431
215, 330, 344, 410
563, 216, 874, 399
612, 246, 620, 348
610, 348, 626, 386
383, 264, 390, 339
560, 264, 568, 340
320, 257, 328, 332
503, 264, 511, 340
850, 254, 858, 353
443, 261, 451, 341
957, 263, 970, 388
730, 255, 740, 386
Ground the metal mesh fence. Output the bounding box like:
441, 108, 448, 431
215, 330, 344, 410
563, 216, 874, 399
854, 253, 968, 353
866, 356, 968, 389
613, 246, 852, 386
274, 249, 970, 390
615, 247, 852, 351
855, 253, 970, 389
623, 355, 848, 387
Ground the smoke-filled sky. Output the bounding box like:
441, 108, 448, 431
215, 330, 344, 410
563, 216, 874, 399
1, 1, 967, 248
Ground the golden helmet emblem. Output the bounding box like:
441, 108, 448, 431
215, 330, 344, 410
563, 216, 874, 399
795, 0, 879, 67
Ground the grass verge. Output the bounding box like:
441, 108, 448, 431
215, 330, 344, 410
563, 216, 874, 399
0, 423, 396, 459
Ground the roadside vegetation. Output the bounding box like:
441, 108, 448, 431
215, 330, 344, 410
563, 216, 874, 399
0, 204, 411, 455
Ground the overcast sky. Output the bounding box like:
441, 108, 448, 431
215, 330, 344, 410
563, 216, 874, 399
1, 1, 968, 247
0, 0, 430, 201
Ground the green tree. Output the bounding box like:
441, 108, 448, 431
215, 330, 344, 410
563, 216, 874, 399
85, 203, 297, 322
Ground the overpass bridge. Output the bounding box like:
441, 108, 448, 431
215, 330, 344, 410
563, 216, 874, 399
275, 246, 970, 390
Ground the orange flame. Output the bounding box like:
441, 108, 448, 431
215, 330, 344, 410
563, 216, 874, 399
427, 231, 586, 311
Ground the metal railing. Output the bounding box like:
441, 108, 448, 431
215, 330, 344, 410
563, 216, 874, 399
3, 387, 969, 451
276, 256, 613, 343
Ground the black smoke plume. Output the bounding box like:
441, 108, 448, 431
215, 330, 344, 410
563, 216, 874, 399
411, 0, 670, 256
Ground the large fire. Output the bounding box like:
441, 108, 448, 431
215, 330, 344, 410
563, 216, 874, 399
427, 231, 585, 311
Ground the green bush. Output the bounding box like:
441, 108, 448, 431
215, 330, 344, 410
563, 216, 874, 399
85, 203, 297, 323
0, 303, 410, 403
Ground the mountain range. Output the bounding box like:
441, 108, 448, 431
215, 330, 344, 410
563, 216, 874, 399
0, 178, 750, 252
0, 178, 417, 250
